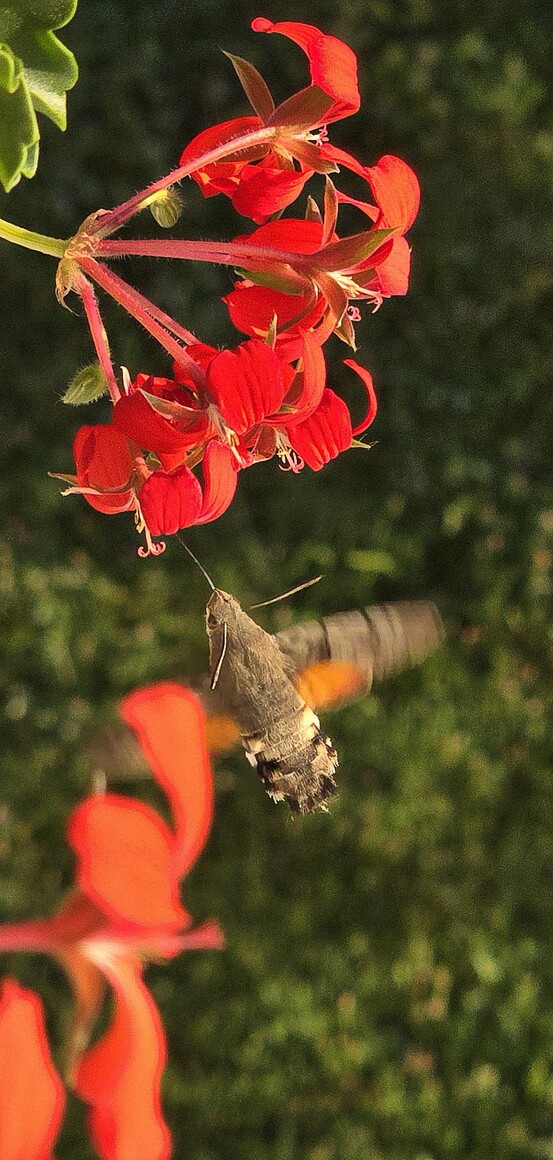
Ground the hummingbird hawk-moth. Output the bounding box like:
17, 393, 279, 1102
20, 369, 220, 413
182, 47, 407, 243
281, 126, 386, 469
88, 585, 444, 814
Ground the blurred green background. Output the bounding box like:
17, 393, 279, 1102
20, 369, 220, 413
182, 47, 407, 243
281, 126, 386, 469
2, 1, 553, 1157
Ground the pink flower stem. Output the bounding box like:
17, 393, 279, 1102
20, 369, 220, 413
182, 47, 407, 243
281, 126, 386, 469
81, 262, 199, 347
0, 921, 55, 953
78, 256, 206, 388
75, 275, 121, 403
89, 125, 278, 238
95, 236, 311, 270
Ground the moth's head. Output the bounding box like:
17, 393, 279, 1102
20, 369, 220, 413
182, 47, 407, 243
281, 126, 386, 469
206, 589, 242, 631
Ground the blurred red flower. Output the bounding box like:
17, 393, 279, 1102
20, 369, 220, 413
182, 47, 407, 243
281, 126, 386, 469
0, 685, 223, 1160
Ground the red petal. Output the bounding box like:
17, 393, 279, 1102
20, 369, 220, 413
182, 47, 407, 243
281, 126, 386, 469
197, 441, 238, 524
365, 154, 420, 232
233, 216, 324, 253
75, 957, 171, 1160
288, 388, 352, 470
224, 282, 322, 340
281, 332, 326, 425
252, 18, 359, 122
179, 115, 265, 197
74, 425, 135, 514
372, 235, 411, 296
342, 360, 378, 434
68, 794, 188, 929
113, 391, 204, 470
139, 465, 203, 536
206, 339, 287, 434
231, 165, 312, 223
0, 979, 65, 1160
120, 683, 213, 878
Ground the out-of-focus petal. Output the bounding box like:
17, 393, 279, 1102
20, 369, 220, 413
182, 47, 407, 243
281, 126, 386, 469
120, 684, 213, 879
206, 339, 288, 434
58, 943, 107, 1086
231, 165, 312, 223
288, 387, 352, 470
342, 360, 378, 434
75, 956, 171, 1160
364, 154, 420, 232
197, 441, 238, 524
0, 978, 65, 1160
139, 465, 203, 536
252, 18, 360, 122
68, 794, 188, 930
74, 425, 135, 514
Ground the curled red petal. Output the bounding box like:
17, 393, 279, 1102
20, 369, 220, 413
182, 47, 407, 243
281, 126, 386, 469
197, 441, 238, 524
252, 18, 360, 122
120, 683, 213, 879
364, 154, 420, 232
206, 339, 288, 434
342, 360, 378, 434
68, 794, 188, 930
139, 465, 203, 536
288, 387, 352, 470
74, 424, 135, 514
280, 332, 326, 426
113, 391, 206, 470
0, 978, 65, 1160
75, 957, 171, 1160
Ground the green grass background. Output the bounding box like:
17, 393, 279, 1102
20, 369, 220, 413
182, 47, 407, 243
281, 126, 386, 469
1, 1, 553, 1156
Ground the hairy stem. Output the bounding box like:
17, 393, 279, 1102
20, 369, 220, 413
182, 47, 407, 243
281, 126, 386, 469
78, 256, 206, 387
75, 275, 121, 403
89, 125, 278, 238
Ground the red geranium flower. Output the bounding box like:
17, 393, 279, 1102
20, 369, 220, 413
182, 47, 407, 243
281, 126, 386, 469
0, 684, 223, 1160
179, 18, 360, 223
0, 979, 65, 1160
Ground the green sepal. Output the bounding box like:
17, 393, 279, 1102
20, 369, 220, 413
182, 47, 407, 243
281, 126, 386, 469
313, 228, 395, 273
268, 85, 334, 131
223, 50, 274, 123
62, 364, 109, 405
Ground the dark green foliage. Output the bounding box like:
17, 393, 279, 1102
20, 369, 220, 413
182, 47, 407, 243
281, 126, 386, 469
1, 1, 553, 1156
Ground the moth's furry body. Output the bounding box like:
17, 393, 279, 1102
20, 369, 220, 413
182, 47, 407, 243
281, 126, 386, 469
206, 590, 337, 813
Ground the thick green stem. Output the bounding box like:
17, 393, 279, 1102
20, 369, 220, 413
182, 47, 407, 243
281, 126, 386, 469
0, 217, 67, 258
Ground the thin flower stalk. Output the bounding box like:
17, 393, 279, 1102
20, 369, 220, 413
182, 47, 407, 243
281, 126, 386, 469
75, 274, 121, 404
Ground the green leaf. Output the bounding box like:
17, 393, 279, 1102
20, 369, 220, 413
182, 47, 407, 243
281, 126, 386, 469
0, 0, 78, 192
62, 364, 108, 405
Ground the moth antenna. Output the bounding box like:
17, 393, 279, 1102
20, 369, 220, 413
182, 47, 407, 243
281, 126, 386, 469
176, 535, 215, 591
210, 621, 228, 691
250, 575, 324, 610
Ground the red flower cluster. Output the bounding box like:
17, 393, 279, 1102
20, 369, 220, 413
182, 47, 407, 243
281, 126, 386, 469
57, 17, 419, 554
0, 685, 223, 1160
